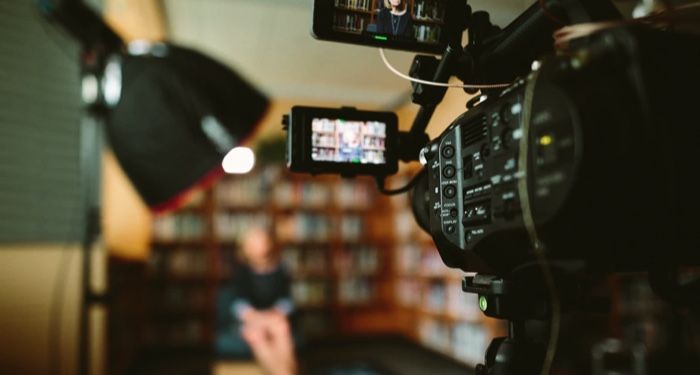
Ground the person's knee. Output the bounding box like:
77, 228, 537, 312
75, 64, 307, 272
270, 316, 291, 336
272, 312, 286, 325
215, 331, 252, 358
241, 325, 265, 346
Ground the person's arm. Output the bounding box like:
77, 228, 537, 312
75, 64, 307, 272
230, 265, 257, 322
233, 299, 255, 320
273, 266, 295, 316
273, 298, 295, 316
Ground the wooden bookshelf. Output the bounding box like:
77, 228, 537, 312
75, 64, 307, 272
143, 189, 218, 351
335, 6, 375, 15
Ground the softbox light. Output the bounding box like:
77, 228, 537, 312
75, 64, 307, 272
106, 43, 269, 213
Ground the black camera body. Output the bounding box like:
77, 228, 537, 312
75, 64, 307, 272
288, 2, 700, 371
287, 0, 700, 278
284, 106, 399, 177
419, 26, 700, 275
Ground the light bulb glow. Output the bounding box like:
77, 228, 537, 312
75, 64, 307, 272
81, 74, 99, 104
102, 56, 122, 107
222, 147, 255, 174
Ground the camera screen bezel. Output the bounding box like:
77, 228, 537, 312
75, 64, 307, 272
289, 106, 399, 176
312, 0, 453, 54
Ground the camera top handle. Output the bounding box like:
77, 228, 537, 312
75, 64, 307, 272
399, 0, 621, 164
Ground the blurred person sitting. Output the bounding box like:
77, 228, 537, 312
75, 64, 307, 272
216, 225, 298, 374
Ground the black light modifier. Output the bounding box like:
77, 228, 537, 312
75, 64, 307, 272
106, 43, 269, 212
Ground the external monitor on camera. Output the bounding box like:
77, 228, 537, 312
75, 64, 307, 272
284, 106, 399, 177
312, 0, 456, 54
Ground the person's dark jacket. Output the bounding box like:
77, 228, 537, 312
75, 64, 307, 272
230, 262, 293, 316
376, 7, 414, 39
215, 262, 296, 358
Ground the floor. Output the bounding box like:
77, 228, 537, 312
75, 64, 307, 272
299, 335, 472, 375
127, 335, 473, 375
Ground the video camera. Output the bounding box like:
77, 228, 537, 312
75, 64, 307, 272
286, 0, 699, 274
284, 1, 700, 372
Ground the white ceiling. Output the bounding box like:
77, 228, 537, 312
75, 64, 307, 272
163, 0, 531, 108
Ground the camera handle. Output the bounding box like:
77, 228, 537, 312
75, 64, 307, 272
401, 1, 505, 162
399, 0, 622, 163
391, 1, 471, 164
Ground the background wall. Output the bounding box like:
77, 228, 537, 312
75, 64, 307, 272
0, 245, 81, 375
0, 1, 108, 374
0, 0, 84, 243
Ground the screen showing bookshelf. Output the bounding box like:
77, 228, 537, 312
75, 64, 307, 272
332, 0, 446, 43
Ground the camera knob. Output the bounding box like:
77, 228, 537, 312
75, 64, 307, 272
419, 144, 439, 165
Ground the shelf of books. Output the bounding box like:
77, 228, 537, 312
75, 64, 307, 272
390, 167, 506, 367
145, 189, 216, 350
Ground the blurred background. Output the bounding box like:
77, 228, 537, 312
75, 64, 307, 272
1, 0, 696, 374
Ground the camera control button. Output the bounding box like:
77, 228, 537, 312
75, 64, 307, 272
443, 165, 456, 178
501, 128, 513, 148
500, 103, 512, 124
441, 146, 455, 159
443, 185, 456, 198
446, 224, 456, 234
480, 144, 491, 160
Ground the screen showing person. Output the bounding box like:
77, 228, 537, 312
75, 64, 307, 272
331, 0, 448, 45
311, 118, 387, 165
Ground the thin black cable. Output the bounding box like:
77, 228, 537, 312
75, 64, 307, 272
47, 121, 82, 375
375, 169, 425, 195
47, 119, 83, 375
517, 67, 561, 375
48, 241, 78, 375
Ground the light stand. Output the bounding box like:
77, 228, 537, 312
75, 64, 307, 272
77, 45, 123, 375
77, 104, 107, 375
41, 3, 270, 374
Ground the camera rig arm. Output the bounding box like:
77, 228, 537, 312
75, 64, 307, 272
398, 0, 623, 164
461, 0, 621, 90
